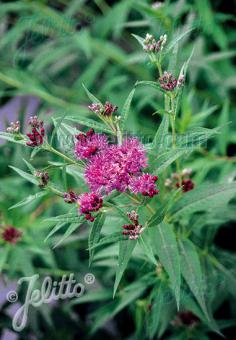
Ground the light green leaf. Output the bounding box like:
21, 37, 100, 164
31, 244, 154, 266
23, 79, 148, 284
131, 33, 145, 48
45, 213, 83, 224
135, 80, 166, 94
121, 87, 136, 130
9, 191, 47, 210
9, 165, 38, 185
65, 116, 113, 134
153, 113, 169, 151
82, 83, 102, 105
0, 132, 25, 144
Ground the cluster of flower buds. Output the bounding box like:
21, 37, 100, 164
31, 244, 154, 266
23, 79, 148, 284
165, 168, 194, 193
159, 71, 177, 91
35, 171, 50, 188
143, 33, 167, 53
1, 226, 22, 244
78, 192, 103, 222
122, 211, 144, 240
6, 121, 20, 134
64, 190, 78, 204
88, 101, 118, 117
159, 71, 185, 91
75, 128, 108, 159
26, 116, 45, 147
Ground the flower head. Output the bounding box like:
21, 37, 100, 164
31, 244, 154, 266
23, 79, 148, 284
129, 173, 159, 197
1, 226, 22, 244
26, 116, 45, 147
85, 137, 147, 194
75, 129, 108, 160
159, 71, 177, 91
78, 192, 103, 222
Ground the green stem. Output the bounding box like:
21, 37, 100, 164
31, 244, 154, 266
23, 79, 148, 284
44, 144, 77, 165
156, 59, 162, 77
47, 185, 64, 197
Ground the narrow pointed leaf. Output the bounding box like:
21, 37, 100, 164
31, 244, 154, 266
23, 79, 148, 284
152, 222, 181, 308
179, 238, 209, 319
88, 213, 105, 266
113, 239, 137, 297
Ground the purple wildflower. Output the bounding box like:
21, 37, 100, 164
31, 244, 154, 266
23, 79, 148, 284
85, 138, 147, 194
129, 173, 159, 198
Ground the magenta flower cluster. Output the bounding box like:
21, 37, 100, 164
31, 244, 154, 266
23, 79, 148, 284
73, 128, 159, 221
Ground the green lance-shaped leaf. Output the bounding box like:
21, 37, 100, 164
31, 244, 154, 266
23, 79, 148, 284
147, 282, 167, 339
152, 149, 186, 174
135, 80, 167, 95
0, 132, 26, 145
152, 222, 181, 309
44, 222, 66, 242
91, 272, 155, 334
44, 213, 83, 224
139, 232, 157, 266
22, 158, 36, 174
53, 221, 84, 249
82, 83, 102, 105
9, 191, 47, 210
131, 33, 145, 48
9, 165, 38, 185
153, 113, 169, 152
170, 182, 236, 219
88, 213, 105, 266
178, 238, 209, 320
113, 239, 137, 297
165, 27, 195, 53
88, 232, 124, 251
65, 116, 113, 134
120, 87, 136, 130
